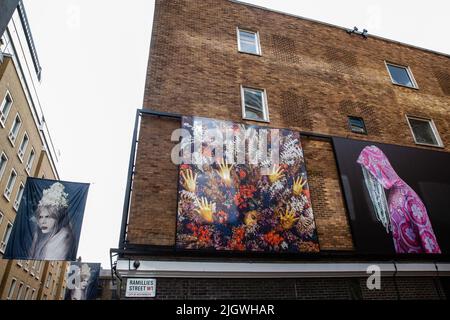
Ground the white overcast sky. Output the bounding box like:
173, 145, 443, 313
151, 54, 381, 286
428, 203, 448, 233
23, 0, 450, 268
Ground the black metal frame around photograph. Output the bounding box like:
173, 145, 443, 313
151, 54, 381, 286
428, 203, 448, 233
114, 108, 450, 263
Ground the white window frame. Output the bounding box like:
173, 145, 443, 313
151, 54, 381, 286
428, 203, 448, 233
0, 211, 3, 226
17, 282, 24, 300
3, 168, 17, 201
237, 28, 261, 56
17, 132, 29, 162
13, 182, 25, 211
0, 152, 8, 181
0, 221, 13, 253
385, 61, 418, 89
52, 280, 56, 296
46, 273, 52, 288
17, 260, 23, 267
0, 90, 13, 128
8, 113, 22, 146
24, 286, 30, 300
240, 85, 270, 122
348, 116, 367, 134
7, 278, 17, 300
25, 147, 35, 175
31, 289, 36, 300
406, 115, 443, 147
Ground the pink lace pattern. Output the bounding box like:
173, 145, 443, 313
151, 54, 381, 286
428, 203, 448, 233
357, 145, 441, 254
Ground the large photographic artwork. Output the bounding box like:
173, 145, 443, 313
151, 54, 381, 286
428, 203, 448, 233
65, 262, 101, 300
333, 137, 450, 255
176, 116, 319, 253
3, 177, 90, 261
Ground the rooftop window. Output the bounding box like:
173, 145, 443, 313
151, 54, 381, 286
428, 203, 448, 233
386, 63, 417, 88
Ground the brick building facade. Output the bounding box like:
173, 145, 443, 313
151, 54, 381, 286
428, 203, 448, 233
113, 0, 450, 299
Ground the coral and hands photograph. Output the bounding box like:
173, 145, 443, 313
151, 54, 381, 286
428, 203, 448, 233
176, 117, 320, 253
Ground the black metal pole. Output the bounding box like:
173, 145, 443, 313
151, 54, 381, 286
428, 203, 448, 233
118, 109, 141, 249
139, 108, 182, 119
118, 108, 182, 250
299, 130, 332, 141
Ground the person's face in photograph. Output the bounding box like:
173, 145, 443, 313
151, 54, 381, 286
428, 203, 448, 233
70, 289, 82, 300
81, 277, 89, 289
37, 208, 57, 234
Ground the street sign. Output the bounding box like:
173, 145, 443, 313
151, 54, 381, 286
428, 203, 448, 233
125, 278, 156, 298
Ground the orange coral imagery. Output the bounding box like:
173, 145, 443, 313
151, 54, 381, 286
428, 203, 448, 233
176, 116, 320, 253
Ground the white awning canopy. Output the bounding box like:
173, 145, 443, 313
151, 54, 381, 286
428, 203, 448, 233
116, 260, 450, 278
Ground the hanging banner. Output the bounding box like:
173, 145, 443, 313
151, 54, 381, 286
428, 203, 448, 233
65, 262, 101, 300
3, 177, 90, 261
333, 137, 449, 255
175, 116, 319, 253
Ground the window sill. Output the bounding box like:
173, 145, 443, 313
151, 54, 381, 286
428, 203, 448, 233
413, 142, 445, 149
8, 136, 16, 147
17, 154, 24, 163
238, 50, 262, 57
391, 82, 419, 90
350, 130, 368, 135
3, 193, 11, 202
242, 117, 270, 124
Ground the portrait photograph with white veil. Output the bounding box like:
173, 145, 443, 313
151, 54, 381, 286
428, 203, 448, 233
2, 177, 90, 261
65, 262, 101, 300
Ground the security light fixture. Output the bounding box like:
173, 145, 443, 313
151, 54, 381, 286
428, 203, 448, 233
362, 29, 368, 38
346, 26, 358, 35
347, 26, 368, 39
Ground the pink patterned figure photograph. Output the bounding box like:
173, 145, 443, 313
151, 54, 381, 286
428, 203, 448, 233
357, 145, 441, 254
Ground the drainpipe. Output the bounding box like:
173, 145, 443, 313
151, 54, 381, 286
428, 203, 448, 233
392, 261, 400, 300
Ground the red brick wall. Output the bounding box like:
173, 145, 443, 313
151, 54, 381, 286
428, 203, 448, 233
127, 116, 179, 245
302, 138, 353, 250
144, 0, 450, 151
129, 0, 450, 249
